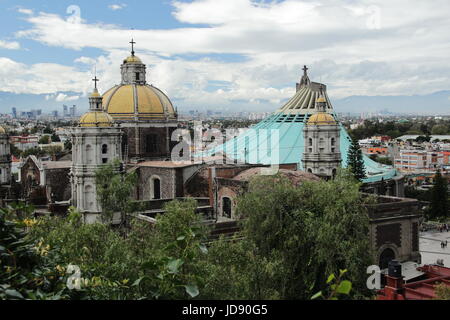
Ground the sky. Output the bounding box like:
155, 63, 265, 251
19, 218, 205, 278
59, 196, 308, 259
1, 0, 450, 114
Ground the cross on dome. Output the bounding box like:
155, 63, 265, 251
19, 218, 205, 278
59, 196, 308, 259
130, 38, 136, 56
92, 76, 99, 89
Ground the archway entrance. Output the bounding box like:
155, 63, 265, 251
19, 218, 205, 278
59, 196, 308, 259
223, 197, 232, 219
152, 178, 161, 200
379, 248, 396, 270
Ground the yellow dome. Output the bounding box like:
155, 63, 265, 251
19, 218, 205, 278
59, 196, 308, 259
124, 55, 142, 64
79, 111, 114, 127
90, 88, 101, 98
316, 96, 327, 103
307, 113, 336, 125
102, 84, 176, 121
0, 126, 5, 134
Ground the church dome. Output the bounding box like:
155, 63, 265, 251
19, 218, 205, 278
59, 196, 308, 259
307, 113, 336, 125
79, 111, 114, 127
124, 55, 142, 64
102, 84, 176, 121
0, 126, 6, 134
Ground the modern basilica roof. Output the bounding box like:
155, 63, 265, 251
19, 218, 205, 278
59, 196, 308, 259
203, 66, 398, 183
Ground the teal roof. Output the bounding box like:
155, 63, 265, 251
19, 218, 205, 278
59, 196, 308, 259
202, 76, 398, 183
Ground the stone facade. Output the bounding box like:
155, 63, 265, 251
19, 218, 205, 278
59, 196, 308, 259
19, 156, 71, 205
121, 125, 178, 160
302, 97, 341, 179
367, 194, 422, 268
0, 132, 11, 186
303, 123, 341, 178
70, 127, 122, 223
134, 162, 204, 200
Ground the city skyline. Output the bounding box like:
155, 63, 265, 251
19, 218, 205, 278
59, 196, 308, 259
0, 1, 450, 114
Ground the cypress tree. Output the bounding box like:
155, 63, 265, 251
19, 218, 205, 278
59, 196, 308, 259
429, 169, 449, 221
347, 138, 366, 182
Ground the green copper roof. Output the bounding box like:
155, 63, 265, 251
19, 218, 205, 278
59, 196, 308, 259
202, 73, 398, 183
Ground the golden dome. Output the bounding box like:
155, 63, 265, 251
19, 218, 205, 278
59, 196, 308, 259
102, 84, 176, 121
307, 113, 336, 125
316, 96, 327, 103
0, 126, 5, 134
79, 111, 114, 127
124, 55, 142, 64
90, 88, 101, 98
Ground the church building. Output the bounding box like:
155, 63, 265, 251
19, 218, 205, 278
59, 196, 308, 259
101, 40, 178, 161
70, 79, 123, 224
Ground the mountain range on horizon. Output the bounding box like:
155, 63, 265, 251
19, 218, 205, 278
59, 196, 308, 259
0, 90, 449, 116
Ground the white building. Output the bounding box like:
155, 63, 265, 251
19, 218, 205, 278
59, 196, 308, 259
302, 95, 341, 178
0, 126, 11, 185
70, 82, 123, 224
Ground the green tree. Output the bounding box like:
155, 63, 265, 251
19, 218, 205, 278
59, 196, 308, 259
0, 204, 71, 300
64, 140, 72, 151
347, 138, 366, 182
204, 171, 374, 300
43, 126, 53, 134
21, 147, 45, 158
428, 170, 449, 221
431, 124, 448, 135
95, 159, 137, 224
10, 144, 21, 158
51, 133, 61, 142
38, 135, 50, 145
42, 145, 63, 157
133, 199, 208, 299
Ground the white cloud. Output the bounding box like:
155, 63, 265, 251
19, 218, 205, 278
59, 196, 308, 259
0, 40, 20, 50
108, 4, 127, 11
0, 57, 92, 95
17, 8, 33, 15
8, 1, 450, 111
55, 93, 80, 102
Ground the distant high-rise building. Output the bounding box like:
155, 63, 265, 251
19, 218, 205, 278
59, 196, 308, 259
70, 105, 76, 117
63, 105, 69, 117
52, 110, 59, 118
11, 107, 17, 119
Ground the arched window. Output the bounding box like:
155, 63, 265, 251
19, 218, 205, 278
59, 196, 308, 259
307, 168, 313, 173
379, 248, 396, 270
223, 197, 232, 218
309, 138, 313, 146
102, 144, 108, 154
150, 177, 161, 200
331, 137, 336, 146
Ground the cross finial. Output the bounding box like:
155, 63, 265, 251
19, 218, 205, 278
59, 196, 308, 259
130, 38, 136, 56
302, 65, 309, 76
92, 76, 99, 89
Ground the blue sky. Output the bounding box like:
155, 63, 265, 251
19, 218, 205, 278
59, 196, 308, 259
1, 0, 450, 114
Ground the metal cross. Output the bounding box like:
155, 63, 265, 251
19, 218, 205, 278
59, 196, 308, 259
130, 38, 136, 56
92, 76, 99, 89
302, 65, 309, 76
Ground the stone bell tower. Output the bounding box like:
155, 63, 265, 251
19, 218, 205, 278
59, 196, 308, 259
70, 77, 123, 224
302, 90, 341, 179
